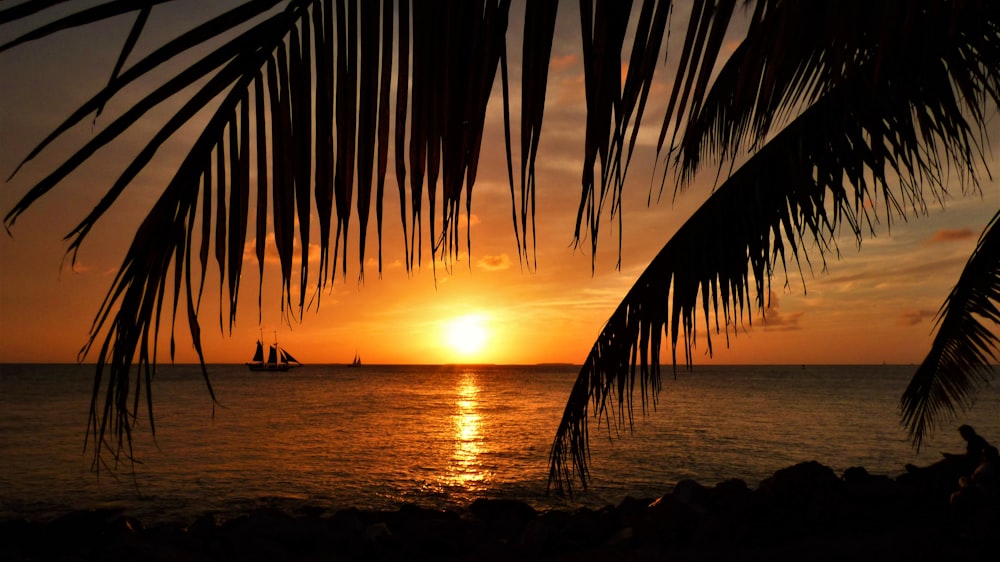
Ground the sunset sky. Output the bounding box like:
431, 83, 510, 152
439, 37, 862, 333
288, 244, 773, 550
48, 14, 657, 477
1, 1, 997, 366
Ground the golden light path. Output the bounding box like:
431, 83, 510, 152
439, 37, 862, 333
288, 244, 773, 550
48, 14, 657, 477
447, 372, 489, 488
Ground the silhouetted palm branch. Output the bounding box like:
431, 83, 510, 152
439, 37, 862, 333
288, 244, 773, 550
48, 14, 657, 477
548, 0, 1000, 493
901, 211, 1000, 449
2, 0, 520, 471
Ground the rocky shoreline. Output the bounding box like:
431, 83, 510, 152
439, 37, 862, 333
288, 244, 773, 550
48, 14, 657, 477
2, 461, 997, 561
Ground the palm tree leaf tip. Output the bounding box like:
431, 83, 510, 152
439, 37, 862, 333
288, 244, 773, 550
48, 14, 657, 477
902, 211, 1000, 449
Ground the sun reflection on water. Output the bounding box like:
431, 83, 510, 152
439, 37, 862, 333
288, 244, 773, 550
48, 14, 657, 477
447, 372, 489, 488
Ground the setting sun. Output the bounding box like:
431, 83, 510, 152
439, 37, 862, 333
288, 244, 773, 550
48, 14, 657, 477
443, 314, 490, 359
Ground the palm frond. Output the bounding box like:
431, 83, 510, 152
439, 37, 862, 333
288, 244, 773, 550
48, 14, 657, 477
901, 211, 1000, 450
95, 5, 150, 121
80, 34, 278, 471
5, 4, 296, 226
548, 0, 1000, 488
551, 95, 841, 494
3, 0, 516, 470
653, 0, 739, 180
512, 0, 559, 270
673, 0, 1000, 189
0, 0, 171, 52
575, 0, 682, 268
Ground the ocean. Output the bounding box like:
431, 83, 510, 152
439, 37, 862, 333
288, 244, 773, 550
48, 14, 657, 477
1, 363, 997, 525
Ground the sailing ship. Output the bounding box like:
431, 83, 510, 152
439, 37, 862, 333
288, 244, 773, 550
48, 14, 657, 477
348, 351, 362, 367
247, 336, 302, 371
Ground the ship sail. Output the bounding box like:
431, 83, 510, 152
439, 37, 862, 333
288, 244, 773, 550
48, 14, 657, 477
247, 334, 302, 371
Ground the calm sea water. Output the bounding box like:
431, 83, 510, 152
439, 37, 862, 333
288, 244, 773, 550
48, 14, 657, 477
1, 363, 997, 524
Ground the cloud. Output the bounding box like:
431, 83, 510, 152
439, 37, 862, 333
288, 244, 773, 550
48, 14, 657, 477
366, 257, 405, 271
58, 256, 116, 277
549, 54, 579, 71
459, 213, 481, 228
898, 309, 937, 326
241, 232, 323, 266
823, 255, 969, 292
926, 228, 975, 244
554, 72, 586, 105
759, 291, 804, 331
67, 261, 96, 274
476, 253, 512, 271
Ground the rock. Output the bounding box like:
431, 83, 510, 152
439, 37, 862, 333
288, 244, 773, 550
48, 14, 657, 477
522, 509, 572, 556
559, 506, 619, 549
757, 461, 844, 511
143, 523, 209, 561
645, 491, 705, 545
616, 495, 655, 517
10, 457, 999, 561
361, 520, 392, 543
895, 456, 967, 507
469, 498, 537, 522
843, 466, 897, 500
755, 461, 851, 536
0, 519, 42, 561
711, 478, 751, 512
294, 504, 326, 518
603, 525, 633, 547
386, 504, 464, 559
610, 495, 656, 548
354, 521, 393, 558
216, 509, 307, 562
690, 478, 757, 546
185, 512, 219, 542
41, 508, 128, 557
323, 507, 364, 554
672, 479, 712, 514
468, 497, 538, 548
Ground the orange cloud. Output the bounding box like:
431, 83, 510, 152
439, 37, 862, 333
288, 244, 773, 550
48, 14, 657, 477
241, 232, 323, 266
65, 261, 96, 274
477, 253, 512, 271
366, 257, 405, 271
57, 255, 118, 277
459, 213, 481, 228
926, 228, 975, 243
549, 54, 579, 71
898, 309, 937, 326
759, 290, 804, 331
554, 73, 586, 105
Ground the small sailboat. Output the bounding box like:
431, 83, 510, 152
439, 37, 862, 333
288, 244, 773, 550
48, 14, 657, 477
348, 351, 362, 367
247, 335, 302, 372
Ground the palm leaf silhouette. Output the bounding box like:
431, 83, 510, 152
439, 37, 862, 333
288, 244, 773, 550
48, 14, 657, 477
547, 0, 1000, 492
3, 0, 518, 471
901, 211, 1000, 449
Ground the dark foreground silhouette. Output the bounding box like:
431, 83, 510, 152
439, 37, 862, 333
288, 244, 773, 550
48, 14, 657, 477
2, 459, 997, 562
